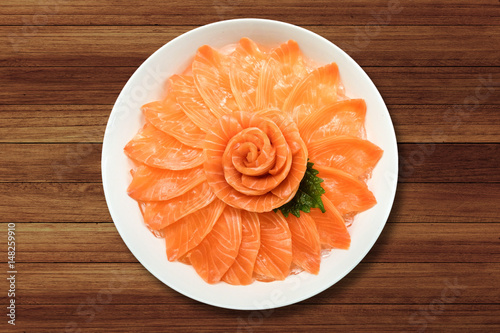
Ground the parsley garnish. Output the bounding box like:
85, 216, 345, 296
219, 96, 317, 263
274, 161, 326, 218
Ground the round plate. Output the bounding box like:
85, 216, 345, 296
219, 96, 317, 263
101, 18, 398, 310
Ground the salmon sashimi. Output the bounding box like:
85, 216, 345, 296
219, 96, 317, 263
299, 99, 367, 144
253, 212, 293, 281
164, 198, 226, 261
142, 97, 206, 149
222, 211, 260, 285
170, 74, 218, 131
308, 135, 383, 179
124, 123, 204, 170
189, 206, 242, 284
315, 164, 377, 215
192, 45, 239, 118
230, 37, 268, 112
286, 213, 321, 275
142, 182, 216, 230
127, 164, 206, 201
256, 40, 309, 110
282, 63, 341, 125
309, 196, 351, 250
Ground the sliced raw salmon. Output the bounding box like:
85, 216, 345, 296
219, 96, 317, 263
189, 206, 242, 284
142, 182, 216, 230
308, 135, 383, 179
127, 164, 206, 201
141, 96, 205, 149
230, 38, 268, 112
192, 45, 239, 117
315, 164, 376, 215
124, 123, 204, 170
286, 213, 321, 275
164, 198, 226, 261
256, 40, 309, 110
282, 63, 341, 125
309, 196, 351, 250
253, 212, 292, 281
299, 99, 367, 144
222, 211, 260, 285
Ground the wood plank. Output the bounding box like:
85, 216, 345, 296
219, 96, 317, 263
1, 143, 499, 183
2, 104, 499, 143
4, 222, 498, 263
2, 26, 499, 67
1, 66, 498, 105
0, 0, 499, 26
0, 183, 498, 223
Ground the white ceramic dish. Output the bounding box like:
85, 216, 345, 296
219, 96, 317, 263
101, 18, 398, 310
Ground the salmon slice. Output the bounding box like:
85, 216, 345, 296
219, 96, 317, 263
230, 38, 268, 112
142, 96, 206, 149
282, 63, 341, 125
142, 182, 216, 230
309, 196, 350, 250
164, 198, 226, 261
189, 206, 242, 284
256, 40, 309, 110
169, 74, 217, 131
124, 123, 204, 170
253, 212, 292, 281
192, 45, 239, 117
308, 135, 383, 179
287, 213, 321, 275
315, 164, 376, 215
222, 211, 260, 285
299, 99, 367, 144
127, 164, 206, 201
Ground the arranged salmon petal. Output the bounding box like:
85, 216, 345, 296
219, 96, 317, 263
164, 198, 226, 261
253, 212, 292, 281
222, 211, 260, 285
308, 135, 383, 179
124, 123, 204, 170
189, 206, 242, 284
127, 164, 206, 201
142, 182, 216, 230
287, 213, 321, 275
315, 164, 377, 215
309, 196, 351, 250
299, 99, 367, 144
192, 45, 239, 118
142, 96, 206, 149
230, 37, 268, 112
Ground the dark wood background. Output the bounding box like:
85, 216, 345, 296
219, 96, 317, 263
1, 0, 499, 331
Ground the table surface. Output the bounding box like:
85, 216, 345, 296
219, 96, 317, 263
1, 0, 499, 332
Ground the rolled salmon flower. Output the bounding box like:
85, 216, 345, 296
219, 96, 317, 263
204, 110, 308, 212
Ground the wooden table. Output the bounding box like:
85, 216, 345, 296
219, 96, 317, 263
1, 0, 499, 331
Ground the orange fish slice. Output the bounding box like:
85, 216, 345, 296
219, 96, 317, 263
299, 99, 367, 144
222, 211, 260, 285
192, 45, 239, 117
189, 206, 242, 284
282, 63, 341, 125
309, 196, 351, 250
256, 40, 309, 110
127, 164, 206, 202
315, 164, 377, 215
253, 212, 292, 281
141, 96, 206, 149
164, 198, 226, 261
308, 135, 383, 179
142, 182, 216, 230
230, 38, 268, 112
287, 213, 321, 275
124, 123, 204, 170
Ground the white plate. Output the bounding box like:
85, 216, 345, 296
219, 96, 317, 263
101, 18, 398, 310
